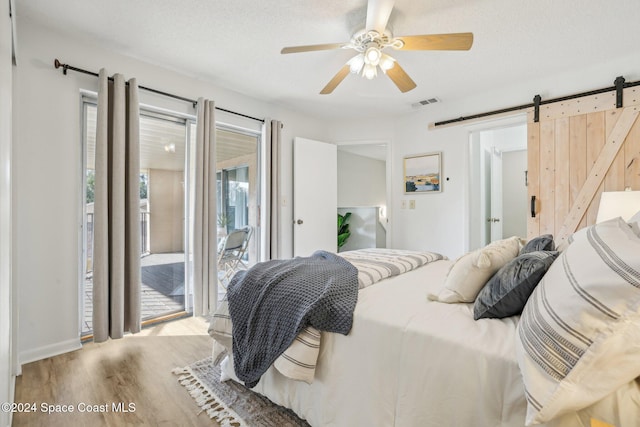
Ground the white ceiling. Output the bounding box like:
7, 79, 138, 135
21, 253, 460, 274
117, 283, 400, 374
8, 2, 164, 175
17, 0, 640, 120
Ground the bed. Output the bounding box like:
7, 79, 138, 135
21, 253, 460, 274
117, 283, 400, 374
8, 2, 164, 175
209, 219, 640, 427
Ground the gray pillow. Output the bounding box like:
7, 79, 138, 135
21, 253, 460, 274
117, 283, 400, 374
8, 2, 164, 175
520, 234, 555, 254
473, 250, 559, 320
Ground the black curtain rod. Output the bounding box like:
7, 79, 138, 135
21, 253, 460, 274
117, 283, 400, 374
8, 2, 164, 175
54, 59, 265, 123
433, 76, 640, 127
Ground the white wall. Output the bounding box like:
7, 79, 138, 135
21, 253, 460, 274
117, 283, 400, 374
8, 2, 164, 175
337, 150, 386, 207
338, 206, 386, 252
337, 151, 387, 251
327, 45, 640, 259
326, 114, 471, 258
13, 17, 329, 363
13, 11, 640, 363
0, 0, 14, 424
393, 115, 470, 257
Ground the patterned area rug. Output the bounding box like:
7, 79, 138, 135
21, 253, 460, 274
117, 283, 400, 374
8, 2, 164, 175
173, 357, 310, 427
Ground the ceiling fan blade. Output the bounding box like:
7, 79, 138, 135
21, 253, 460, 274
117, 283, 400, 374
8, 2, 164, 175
320, 64, 351, 95
365, 0, 395, 33
385, 62, 417, 93
281, 43, 347, 54
395, 32, 474, 51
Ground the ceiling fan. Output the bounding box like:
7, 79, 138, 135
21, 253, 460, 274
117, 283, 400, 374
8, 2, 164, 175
281, 0, 473, 94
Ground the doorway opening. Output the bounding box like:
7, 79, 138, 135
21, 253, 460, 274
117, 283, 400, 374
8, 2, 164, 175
81, 100, 262, 336
215, 126, 260, 297
81, 101, 195, 335
336, 141, 390, 251
468, 119, 527, 250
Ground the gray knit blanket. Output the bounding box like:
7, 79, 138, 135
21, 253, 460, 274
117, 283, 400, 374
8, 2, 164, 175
226, 250, 358, 388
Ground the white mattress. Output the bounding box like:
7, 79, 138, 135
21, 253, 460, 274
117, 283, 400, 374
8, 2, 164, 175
223, 260, 640, 427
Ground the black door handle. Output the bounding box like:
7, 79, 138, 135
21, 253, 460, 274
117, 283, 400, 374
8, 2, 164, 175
531, 195, 536, 218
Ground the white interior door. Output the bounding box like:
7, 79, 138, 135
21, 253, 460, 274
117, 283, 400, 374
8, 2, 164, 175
501, 149, 528, 239
293, 137, 337, 256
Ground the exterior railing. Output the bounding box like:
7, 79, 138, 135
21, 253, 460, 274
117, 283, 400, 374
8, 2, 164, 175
85, 211, 150, 275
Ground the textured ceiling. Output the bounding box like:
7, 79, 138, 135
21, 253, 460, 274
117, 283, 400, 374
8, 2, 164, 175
17, 0, 640, 120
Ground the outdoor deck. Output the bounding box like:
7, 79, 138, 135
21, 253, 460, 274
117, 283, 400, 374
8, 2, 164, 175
82, 252, 228, 334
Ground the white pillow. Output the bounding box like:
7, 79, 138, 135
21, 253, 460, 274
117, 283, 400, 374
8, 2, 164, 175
557, 223, 591, 252
560, 212, 640, 251
209, 298, 322, 383
208, 299, 233, 352
516, 217, 640, 425
428, 236, 521, 303
273, 326, 321, 384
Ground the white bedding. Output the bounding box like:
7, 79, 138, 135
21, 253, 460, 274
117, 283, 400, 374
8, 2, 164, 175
211, 249, 444, 384
221, 259, 640, 427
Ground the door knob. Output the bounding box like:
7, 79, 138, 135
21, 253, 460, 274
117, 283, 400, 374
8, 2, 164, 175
296, 219, 303, 225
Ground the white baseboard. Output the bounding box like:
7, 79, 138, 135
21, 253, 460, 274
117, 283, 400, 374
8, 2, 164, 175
19, 338, 81, 366
3, 374, 15, 427
1, 413, 10, 427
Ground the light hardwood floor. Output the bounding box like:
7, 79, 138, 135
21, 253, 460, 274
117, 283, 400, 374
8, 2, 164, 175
13, 316, 219, 427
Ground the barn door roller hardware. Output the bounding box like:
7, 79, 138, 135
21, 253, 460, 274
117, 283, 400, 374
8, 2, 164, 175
615, 76, 625, 108
433, 75, 640, 127
533, 95, 541, 123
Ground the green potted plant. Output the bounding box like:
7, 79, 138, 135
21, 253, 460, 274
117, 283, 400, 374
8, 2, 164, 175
338, 212, 351, 248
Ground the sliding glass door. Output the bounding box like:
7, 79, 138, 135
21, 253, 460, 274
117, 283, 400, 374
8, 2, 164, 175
215, 127, 260, 295
81, 101, 262, 335
82, 100, 195, 335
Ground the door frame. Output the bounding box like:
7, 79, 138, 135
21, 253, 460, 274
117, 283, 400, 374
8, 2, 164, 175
335, 139, 392, 248
489, 145, 504, 242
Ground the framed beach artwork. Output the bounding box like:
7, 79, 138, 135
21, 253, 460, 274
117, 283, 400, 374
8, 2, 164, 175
403, 152, 442, 193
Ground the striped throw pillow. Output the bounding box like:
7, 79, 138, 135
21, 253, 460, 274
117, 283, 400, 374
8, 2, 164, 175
516, 217, 640, 424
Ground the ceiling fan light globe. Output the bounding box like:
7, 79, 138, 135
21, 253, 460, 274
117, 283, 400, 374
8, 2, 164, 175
379, 53, 396, 71
348, 54, 365, 74
364, 46, 381, 66
363, 63, 377, 80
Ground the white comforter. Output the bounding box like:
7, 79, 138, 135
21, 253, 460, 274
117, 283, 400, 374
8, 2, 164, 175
222, 259, 640, 427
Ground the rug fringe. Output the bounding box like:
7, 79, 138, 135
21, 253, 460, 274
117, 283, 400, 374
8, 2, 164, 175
173, 365, 246, 427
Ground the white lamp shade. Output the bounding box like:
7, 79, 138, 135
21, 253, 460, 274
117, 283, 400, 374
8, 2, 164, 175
364, 47, 381, 66
379, 54, 395, 71
596, 191, 640, 223
363, 63, 377, 79
348, 54, 365, 74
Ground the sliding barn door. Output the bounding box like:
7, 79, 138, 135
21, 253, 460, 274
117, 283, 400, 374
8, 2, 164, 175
527, 88, 640, 242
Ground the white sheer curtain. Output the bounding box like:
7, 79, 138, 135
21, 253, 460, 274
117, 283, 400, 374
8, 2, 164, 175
93, 69, 141, 343
193, 98, 218, 315
264, 119, 282, 260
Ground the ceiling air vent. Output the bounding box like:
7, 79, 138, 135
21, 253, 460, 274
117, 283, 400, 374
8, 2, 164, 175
411, 97, 440, 109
